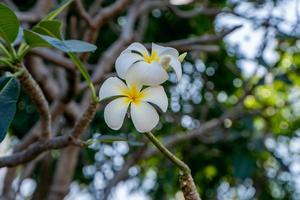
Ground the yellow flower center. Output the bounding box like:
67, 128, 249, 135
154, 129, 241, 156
142, 50, 160, 64
121, 84, 145, 104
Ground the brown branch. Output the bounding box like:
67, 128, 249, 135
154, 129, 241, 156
26, 55, 60, 101
74, 0, 93, 27
48, 101, 99, 200
0, 101, 98, 168
0, 135, 71, 168
48, 146, 81, 200
169, 5, 220, 18
91, 0, 132, 29
180, 172, 201, 200
78, 0, 132, 61
71, 101, 98, 138
30, 49, 75, 71
16, 0, 56, 22
144, 102, 253, 158
18, 63, 51, 139
145, 131, 201, 200
32, 154, 53, 200
144, 25, 242, 50
177, 44, 220, 52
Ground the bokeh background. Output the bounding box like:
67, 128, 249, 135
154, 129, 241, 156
1, 0, 300, 199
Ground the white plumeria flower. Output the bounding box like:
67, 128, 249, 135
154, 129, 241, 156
99, 77, 168, 133
115, 42, 182, 86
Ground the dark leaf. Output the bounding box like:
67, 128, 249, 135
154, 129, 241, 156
0, 76, 20, 142
33, 20, 62, 39
0, 3, 20, 43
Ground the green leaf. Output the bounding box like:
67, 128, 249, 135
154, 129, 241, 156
23, 30, 51, 48
37, 34, 70, 52
0, 76, 20, 142
42, 0, 73, 21
178, 52, 187, 63
24, 30, 97, 53
33, 20, 62, 39
64, 40, 97, 52
67, 52, 98, 101
0, 3, 20, 43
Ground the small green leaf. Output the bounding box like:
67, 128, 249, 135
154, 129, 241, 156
42, 0, 73, 21
64, 40, 97, 52
0, 76, 20, 142
178, 52, 187, 63
38, 34, 70, 52
33, 20, 62, 39
24, 30, 97, 53
23, 30, 51, 48
0, 3, 20, 43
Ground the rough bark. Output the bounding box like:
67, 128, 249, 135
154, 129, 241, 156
179, 172, 201, 200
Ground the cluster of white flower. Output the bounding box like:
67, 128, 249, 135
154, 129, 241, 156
99, 43, 184, 133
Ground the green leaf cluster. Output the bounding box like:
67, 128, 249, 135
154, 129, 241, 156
0, 0, 98, 142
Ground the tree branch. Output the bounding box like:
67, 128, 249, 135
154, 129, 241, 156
18, 63, 51, 139
0, 101, 98, 168
145, 131, 201, 200
169, 4, 220, 18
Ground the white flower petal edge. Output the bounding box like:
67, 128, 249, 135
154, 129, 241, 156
126, 62, 168, 86
152, 43, 179, 57
142, 86, 168, 112
169, 56, 182, 81
131, 102, 159, 133
99, 77, 127, 100
104, 97, 130, 130
115, 52, 143, 79
123, 42, 148, 55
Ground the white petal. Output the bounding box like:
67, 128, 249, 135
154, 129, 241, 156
126, 62, 168, 86
130, 102, 159, 133
142, 86, 168, 112
169, 56, 182, 81
159, 56, 171, 68
104, 97, 130, 130
99, 77, 127, 100
152, 43, 179, 57
123, 42, 148, 55
115, 52, 143, 79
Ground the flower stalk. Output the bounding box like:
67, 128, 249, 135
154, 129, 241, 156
67, 52, 99, 103
145, 131, 201, 200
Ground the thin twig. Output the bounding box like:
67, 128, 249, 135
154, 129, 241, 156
145, 132, 201, 200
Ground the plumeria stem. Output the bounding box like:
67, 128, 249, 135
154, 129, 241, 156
67, 52, 99, 103
145, 131, 189, 172
17, 42, 30, 60
0, 42, 12, 59
145, 131, 201, 200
